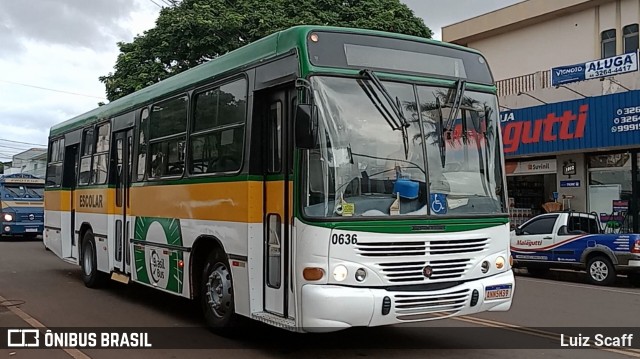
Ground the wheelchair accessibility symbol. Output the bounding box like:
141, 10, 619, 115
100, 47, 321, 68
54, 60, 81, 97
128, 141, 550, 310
429, 193, 447, 215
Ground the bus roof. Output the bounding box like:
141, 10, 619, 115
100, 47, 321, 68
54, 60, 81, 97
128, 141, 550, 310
49, 25, 482, 137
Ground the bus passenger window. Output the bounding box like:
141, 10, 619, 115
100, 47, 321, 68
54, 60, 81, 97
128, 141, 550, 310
189, 78, 247, 175
148, 96, 187, 178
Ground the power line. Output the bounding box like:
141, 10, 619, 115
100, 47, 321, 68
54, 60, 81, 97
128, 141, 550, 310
0, 138, 47, 146
0, 144, 42, 151
148, 0, 163, 7
0, 80, 107, 100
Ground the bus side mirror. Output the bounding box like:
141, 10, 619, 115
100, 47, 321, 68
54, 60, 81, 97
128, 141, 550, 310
295, 104, 317, 149
515, 227, 523, 235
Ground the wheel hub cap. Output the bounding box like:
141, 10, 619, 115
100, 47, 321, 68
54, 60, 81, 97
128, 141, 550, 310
590, 261, 608, 281
205, 264, 232, 318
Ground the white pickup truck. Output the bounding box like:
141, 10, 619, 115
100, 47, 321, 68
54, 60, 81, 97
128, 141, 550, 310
510, 211, 640, 286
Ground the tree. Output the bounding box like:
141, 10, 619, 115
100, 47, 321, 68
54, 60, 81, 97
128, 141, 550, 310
99, 0, 432, 101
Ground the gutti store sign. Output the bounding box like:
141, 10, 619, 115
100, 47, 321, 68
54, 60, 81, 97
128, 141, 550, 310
500, 90, 640, 157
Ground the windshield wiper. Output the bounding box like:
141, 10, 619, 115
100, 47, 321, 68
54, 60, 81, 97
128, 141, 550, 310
359, 69, 410, 160
435, 97, 447, 168
444, 79, 467, 132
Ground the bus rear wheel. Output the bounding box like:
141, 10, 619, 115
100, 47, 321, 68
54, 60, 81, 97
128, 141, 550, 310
201, 250, 238, 331
81, 231, 107, 288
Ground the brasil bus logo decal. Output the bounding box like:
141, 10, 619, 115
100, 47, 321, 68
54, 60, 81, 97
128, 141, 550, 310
133, 217, 184, 294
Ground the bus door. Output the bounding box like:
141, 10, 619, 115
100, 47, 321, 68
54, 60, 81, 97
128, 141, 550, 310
263, 88, 295, 317
113, 129, 133, 274
61, 144, 79, 259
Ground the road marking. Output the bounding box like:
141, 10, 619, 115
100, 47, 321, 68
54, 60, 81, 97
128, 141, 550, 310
0, 293, 91, 359
518, 277, 640, 296
456, 314, 640, 358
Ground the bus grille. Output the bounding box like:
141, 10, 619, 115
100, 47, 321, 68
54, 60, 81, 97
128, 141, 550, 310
18, 213, 44, 222
394, 289, 470, 320
378, 259, 472, 282
356, 237, 488, 257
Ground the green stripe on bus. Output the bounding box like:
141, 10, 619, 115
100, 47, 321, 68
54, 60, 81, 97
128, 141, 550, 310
296, 217, 509, 233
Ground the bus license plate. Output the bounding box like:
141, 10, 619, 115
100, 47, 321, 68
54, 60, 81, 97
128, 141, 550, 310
485, 284, 512, 300
25, 228, 38, 232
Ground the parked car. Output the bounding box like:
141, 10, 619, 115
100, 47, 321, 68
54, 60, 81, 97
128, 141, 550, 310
510, 211, 640, 286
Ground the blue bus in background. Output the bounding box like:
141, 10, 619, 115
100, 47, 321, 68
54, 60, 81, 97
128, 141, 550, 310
0, 174, 45, 238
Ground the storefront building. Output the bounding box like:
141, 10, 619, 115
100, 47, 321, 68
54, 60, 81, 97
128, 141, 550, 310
501, 89, 640, 232
440, 0, 639, 231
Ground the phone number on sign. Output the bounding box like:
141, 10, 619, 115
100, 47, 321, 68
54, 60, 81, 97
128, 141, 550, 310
613, 115, 640, 124
612, 123, 640, 132
587, 65, 635, 78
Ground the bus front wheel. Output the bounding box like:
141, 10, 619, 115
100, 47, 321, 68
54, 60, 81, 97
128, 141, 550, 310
201, 250, 238, 331
81, 231, 107, 288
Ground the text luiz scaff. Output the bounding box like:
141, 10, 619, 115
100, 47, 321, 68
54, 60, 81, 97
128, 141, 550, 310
560, 333, 634, 348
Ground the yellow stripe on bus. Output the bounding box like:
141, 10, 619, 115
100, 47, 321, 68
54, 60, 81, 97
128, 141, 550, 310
130, 181, 265, 223
44, 191, 71, 211
44, 181, 292, 223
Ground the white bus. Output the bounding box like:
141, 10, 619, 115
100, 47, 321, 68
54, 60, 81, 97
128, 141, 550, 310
45, 26, 514, 333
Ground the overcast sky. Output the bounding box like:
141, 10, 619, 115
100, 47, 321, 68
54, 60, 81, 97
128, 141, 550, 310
0, 0, 522, 162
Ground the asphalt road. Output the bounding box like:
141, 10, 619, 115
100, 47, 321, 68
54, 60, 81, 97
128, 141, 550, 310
2, 237, 640, 359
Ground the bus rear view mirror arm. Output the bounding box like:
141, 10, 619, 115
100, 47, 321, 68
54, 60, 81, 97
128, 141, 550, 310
295, 103, 318, 149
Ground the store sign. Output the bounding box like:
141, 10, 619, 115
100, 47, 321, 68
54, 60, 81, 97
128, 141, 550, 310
585, 52, 638, 80
560, 180, 580, 188
612, 200, 629, 211
505, 159, 556, 175
500, 90, 640, 156
551, 64, 585, 86
551, 51, 638, 86
562, 160, 576, 175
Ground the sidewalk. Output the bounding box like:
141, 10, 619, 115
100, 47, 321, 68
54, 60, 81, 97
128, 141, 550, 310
0, 303, 73, 359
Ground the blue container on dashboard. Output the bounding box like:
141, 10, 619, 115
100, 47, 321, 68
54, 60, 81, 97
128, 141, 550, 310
393, 178, 419, 199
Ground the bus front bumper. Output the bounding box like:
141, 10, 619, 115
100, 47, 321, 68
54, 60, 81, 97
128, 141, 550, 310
2, 222, 44, 236
301, 270, 514, 332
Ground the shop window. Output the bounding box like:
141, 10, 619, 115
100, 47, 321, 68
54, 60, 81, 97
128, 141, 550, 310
588, 153, 633, 233
601, 29, 616, 58
623, 24, 639, 54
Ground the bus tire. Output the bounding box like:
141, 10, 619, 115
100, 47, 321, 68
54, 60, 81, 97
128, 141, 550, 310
201, 250, 238, 332
586, 256, 616, 286
81, 231, 106, 288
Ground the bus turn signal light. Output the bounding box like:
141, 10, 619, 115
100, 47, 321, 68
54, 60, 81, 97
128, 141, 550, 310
303, 267, 324, 281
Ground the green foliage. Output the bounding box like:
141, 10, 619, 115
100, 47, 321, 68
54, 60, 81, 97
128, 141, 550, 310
99, 0, 432, 101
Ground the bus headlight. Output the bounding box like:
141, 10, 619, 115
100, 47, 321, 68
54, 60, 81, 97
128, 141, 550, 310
481, 261, 490, 273
495, 256, 505, 270
3, 213, 13, 222
333, 265, 348, 282
355, 268, 367, 282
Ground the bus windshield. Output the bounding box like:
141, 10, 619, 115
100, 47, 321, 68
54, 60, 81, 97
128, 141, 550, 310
3, 184, 44, 199
302, 76, 505, 218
